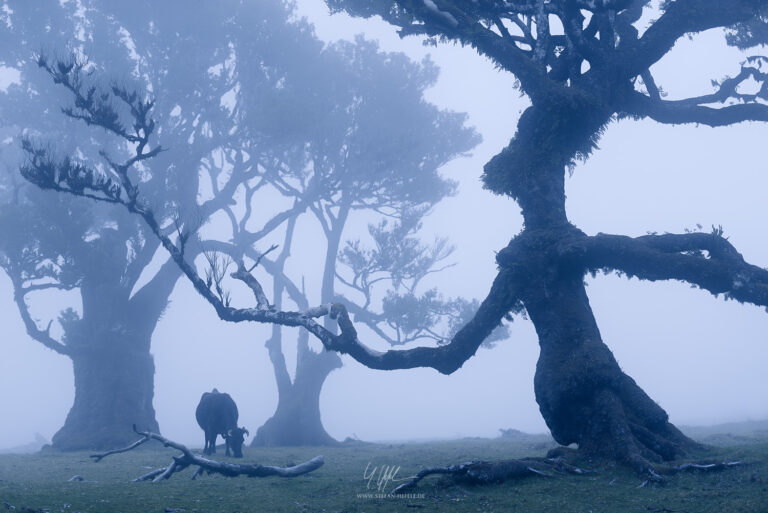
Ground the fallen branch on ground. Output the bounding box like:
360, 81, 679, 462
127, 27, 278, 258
89, 425, 323, 482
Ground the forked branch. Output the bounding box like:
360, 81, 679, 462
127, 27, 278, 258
89, 426, 324, 482
21, 54, 518, 376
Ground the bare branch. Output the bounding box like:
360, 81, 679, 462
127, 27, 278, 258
321, 268, 518, 374
230, 260, 272, 310
247, 244, 279, 273
9, 279, 69, 356
640, 70, 661, 101
91, 426, 324, 482
90, 433, 152, 462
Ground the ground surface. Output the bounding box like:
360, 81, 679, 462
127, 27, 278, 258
0, 429, 766, 513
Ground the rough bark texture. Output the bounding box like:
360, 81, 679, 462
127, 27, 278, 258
514, 232, 697, 469
488, 98, 700, 469
49, 236, 178, 451
53, 341, 159, 451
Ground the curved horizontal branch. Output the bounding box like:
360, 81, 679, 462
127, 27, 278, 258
90, 426, 324, 482
135, 217, 509, 375
576, 231, 768, 306
625, 90, 768, 127
187, 240, 514, 374
320, 268, 518, 374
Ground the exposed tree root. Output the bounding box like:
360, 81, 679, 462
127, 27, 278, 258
391, 456, 591, 493
548, 443, 747, 484
89, 425, 323, 482
392, 451, 748, 492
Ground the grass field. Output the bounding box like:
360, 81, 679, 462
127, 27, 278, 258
1, 430, 767, 513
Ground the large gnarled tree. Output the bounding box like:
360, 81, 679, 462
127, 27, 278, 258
319, 0, 768, 471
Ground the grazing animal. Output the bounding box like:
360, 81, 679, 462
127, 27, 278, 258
195, 388, 249, 457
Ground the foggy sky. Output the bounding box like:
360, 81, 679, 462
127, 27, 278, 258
0, 2, 766, 449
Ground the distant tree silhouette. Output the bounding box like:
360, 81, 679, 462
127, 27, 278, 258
230, 37, 481, 446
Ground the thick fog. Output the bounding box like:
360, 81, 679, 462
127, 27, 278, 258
0, 2, 766, 450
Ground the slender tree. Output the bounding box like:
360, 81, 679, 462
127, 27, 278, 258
196, 36, 481, 446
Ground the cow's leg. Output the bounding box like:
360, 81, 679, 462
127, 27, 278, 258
206, 431, 216, 454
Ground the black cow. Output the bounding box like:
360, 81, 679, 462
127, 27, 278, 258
195, 388, 249, 457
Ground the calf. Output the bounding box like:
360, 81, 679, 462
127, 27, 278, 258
195, 388, 249, 457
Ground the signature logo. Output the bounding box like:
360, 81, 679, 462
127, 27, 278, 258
363, 462, 410, 493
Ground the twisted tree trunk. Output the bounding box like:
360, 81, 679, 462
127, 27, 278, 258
491, 101, 700, 470
513, 231, 697, 469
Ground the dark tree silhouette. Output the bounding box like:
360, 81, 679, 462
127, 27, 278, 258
18, 0, 768, 477
315, 0, 768, 473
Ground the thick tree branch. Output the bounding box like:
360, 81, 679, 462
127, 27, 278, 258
576, 231, 768, 306
624, 90, 768, 126
624, 0, 765, 77
230, 260, 272, 310
127, 255, 184, 329
320, 268, 517, 374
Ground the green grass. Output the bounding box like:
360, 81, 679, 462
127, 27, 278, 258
1, 435, 767, 513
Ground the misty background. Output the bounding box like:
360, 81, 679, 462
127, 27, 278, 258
0, 1, 766, 450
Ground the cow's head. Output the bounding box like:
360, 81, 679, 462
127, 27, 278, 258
224, 427, 249, 458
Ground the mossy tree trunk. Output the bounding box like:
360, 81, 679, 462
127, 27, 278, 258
52, 336, 159, 450
491, 101, 700, 468
49, 243, 180, 451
